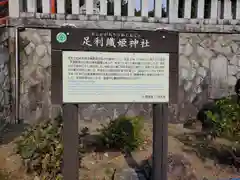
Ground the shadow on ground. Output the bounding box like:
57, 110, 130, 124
175, 132, 240, 169
0, 122, 29, 145
124, 152, 150, 179
78, 126, 152, 179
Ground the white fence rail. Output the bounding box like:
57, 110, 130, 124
9, 0, 240, 23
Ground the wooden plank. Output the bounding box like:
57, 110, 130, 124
57, 0, 65, 13
141, 0, 148, 17
27, 0, 37, 13
210, 0, 218, 19
42, 0, 50, 13
197, 0, 205, 18
168, 0, 179, 22
86, 0, 94, 14
128, 0, 135, 16
9, 0, 20, 17
100, 0, 107, 15
72, 0, 80, 14
184, 0, 192, 18
154, 0, 163, 18
223, 0, 232, 19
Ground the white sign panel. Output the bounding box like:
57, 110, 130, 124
62, 51, 169, 103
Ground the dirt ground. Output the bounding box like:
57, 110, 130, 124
0, 122, 239, 180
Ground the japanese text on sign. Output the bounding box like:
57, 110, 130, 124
81, 32, 150, 48
62, 51, 169, 103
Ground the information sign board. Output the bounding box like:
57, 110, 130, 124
62, 51, 169, 103
51, 28, 179, 180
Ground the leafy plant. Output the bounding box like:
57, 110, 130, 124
97, 116, 144, 152
205, 96, 240, 139
15, 115, 84, 180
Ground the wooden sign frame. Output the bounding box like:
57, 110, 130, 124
51, 28, 179, 180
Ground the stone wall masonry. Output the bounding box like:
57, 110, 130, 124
9, 29, 240, 124
0, 29, 11, 125
179, 33, 240, 121
17, 29, 52, 124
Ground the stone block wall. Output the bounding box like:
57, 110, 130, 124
17, 29, 52, 124
8, 29, 240, 124
0, 29, 11, 125
179, 33, 240, 121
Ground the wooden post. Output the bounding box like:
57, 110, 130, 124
168, 0, 179, 23
114, 0, 121, 16
100, 0, 107, 15
127, 0, 135, 16
42, 0, 51, 13
184, 0, 192, 18
27, 0, 37, 13
197, 0, 205, 19
210, 0, 218, 19
86, 0, 94, 15
141, 0, 148, 17
63, 104, 79, 180
237, 0, 240, 19
9, 0, 20, 17
223, 0, 232, 19
72, 0, 80, 14
154, 0, 163, 18
51, 0, 56, 13
57, 0, 65, 14
152, 103, 168, 180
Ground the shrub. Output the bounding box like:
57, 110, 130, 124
15, 115, 83, 180
97, 116, 144, 152
206, 96, 240, 139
